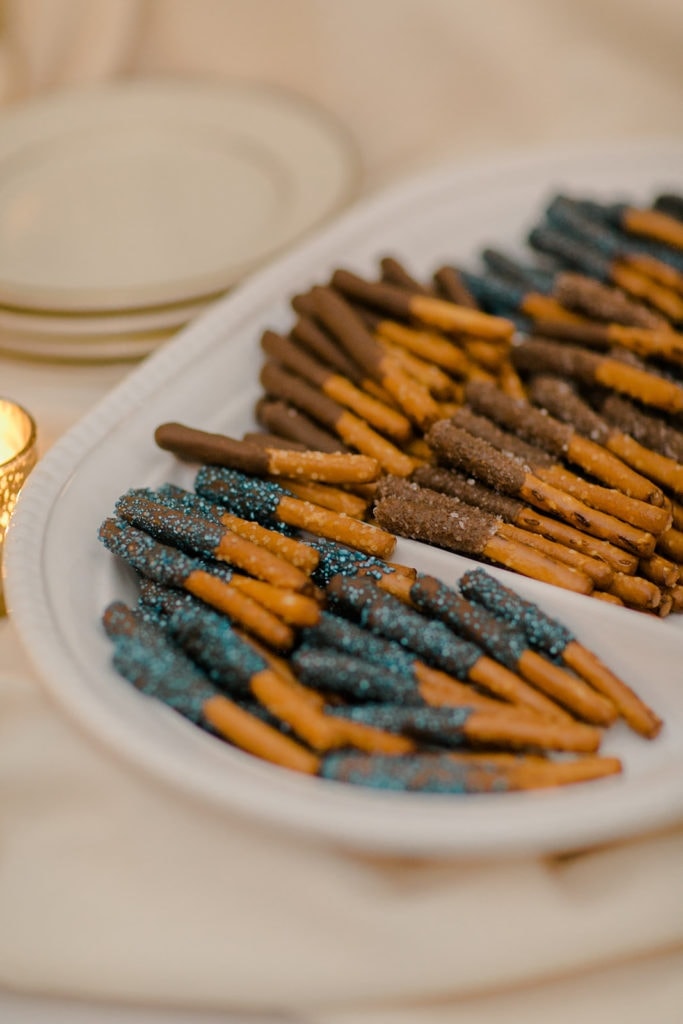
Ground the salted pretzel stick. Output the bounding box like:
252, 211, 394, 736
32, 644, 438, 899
379, 255, 432, 294
362, 309, 479, 377
307, 285, 442, 429
325, 575, 607, 734
597, 394, 683, 496
115, 490, 313, 595
152, 483, 320, 574
459, 268, 588, 327
155, 421, 379, 485
465, 379, 666, 508
513, 338, 683, 417
528, 376, 683, 500
375, 334, 458, 399
259, 361, 416, 476
551, 270, 668, 328
407, 573, 616, 724
266, 477, 368, 518
412, 463, 635, 576
426, 421, 656, 557
300, 609, 563, 718
532, 316, 683, 367
99, 519, 294, 648
255, 398, 348, 453
529, 226, 683, 322
432, 265, 480, 308
460, 568, 663, 737
331, 268, 515, 340
195, 466, 396, 559
638, 553, 680, 588
261, 330, 413, 444
603, 200, 683, 253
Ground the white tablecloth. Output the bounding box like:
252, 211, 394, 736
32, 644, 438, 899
1, 2, 683, 1020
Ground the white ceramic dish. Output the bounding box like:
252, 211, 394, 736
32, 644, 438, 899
0, 327, 176, 362
0, 295, 213, 336
0, 79, 359, 312
5, 139, 683, 858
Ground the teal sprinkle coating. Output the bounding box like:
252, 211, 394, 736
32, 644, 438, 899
320, 753, 510, 793
102, 601, 218, 723
327, 576, 481, 679
411, 574, 526, 670
291, 648, 420, 704
154, 484, 226, 524
328, 704, 471, 747
309, 537, 392, 586
299, 611, 419, 681
459, 568, 573, 658
116, 491, 225, 558
98, 517, 198, 586
195, 466, 286, 522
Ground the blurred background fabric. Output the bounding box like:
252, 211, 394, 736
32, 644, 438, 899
0, 0, 680, 189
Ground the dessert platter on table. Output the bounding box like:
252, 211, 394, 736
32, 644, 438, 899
0, 78, 358, 361
5, 137, 683, 859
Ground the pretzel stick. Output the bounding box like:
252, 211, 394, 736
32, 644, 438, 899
267, 477, 369, 518
460, 568, 663, 737
618, 203, 683, 252
301, 609, 563, 718
379, 255, 432, 294
638, 553, 680, 588
255, 398, 348, 453
551, 270, 668, 328
460, 268, 587, 326
325, 575, 607, 735
260, 330, 413, 444
433, 265, 481, 308
195, 466, 396, 559
375, 334, 458, 399
513, 338, 683, 417
331, 268, 515, 340
426, 421, 657, 556
412, 464, 634, 576
528, 375, 683, 503
465, 379, 665, 507
308, 285, 442, 429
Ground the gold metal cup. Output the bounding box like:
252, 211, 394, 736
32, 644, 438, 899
0, 398, 38, 615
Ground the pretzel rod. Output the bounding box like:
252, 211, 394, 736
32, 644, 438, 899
465, 379, 665, 506
602, 571, 663, 612
412, 463, 634, 576
195, 466, 396, 559
255, 398, 348, 453
407, 574, 616, 725
528, 375, 683, 503
552, 270, 668, 328
497, 521, 614, 588
379, 255, 432, 294
601, 393, 683, 461
309, 286, 442, 429
375, 334, 458, 400
638, 553, 680, 588
371, 317, 475, 376
266, 476, 369, 518
331, 268, 515, 340
426, 421, 657, 556
481, 248, 557, 294
293, 649, 599, 753
433, 265, 481, 308
99, 518, 294, 648
116, 491, 313, 593
513, 338, 683, 417
654, 194, 683, 222
460, 269, 587, 326
618, 203, 683, 253
656, 526, 683, 563
261, 330, 413, 444
460, 568, 662, 737
152, 483, 320, 574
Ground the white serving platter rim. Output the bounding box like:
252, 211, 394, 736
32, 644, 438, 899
5, 137, 683, 859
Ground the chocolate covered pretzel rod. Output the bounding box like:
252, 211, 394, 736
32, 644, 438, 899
550, 271, 668, 328
260, 330, 413, 445
460, 568, 663, 737
155, 421, 379, 484
426, 421, 656, 557
99, 518, 298, 648
331, 268, 515, 340
255, 398, 348, 453
305, 285, 442, 429
528, 376, 683, 499
513, 338, 683, 417
195, 466, 397, 559
326, 575, 608, 732
464, 379, 666, 508
302, 609, 568, 720
584, 199, 683, 255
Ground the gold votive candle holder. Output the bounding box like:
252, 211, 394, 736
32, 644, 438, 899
0, 398, 38, 615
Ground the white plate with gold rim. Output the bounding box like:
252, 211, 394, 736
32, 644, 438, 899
5, 139, 683, 858
0, 79, 360, 312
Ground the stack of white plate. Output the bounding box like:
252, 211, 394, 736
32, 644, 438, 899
0, 79, 359, 362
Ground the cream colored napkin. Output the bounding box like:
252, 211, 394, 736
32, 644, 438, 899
1, 657, 682, 1020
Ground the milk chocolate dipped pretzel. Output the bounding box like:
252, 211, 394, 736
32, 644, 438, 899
528, 375, 683, 498
464, 379, 666, 507
425, 421, 657, 558
551, 271, 668, 328
512, 338, 683, 417
255, 398, 348, 453
260, 330, 413, 445
326, 575, 609, 732
195, 466, 397, 560
460, 568, 663, 737
331, 268, 515, 340
259, 360, 415, 476
155, 422, 379, 485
